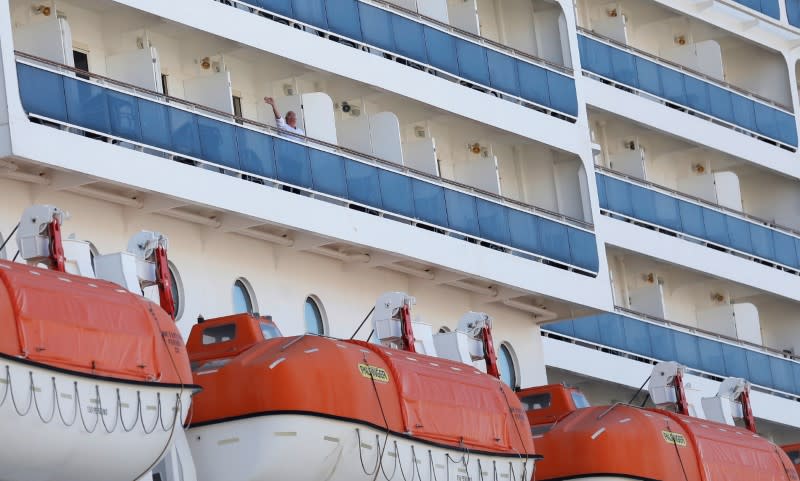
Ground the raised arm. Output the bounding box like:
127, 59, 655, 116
264, 97, 281, 120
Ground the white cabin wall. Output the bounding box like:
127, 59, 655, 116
721, 42, 792, 108
738, 173, 800, 230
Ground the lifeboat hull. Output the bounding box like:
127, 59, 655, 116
0, 355, 194, 481
189, 413, 535, 481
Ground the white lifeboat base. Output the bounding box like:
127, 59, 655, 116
188, 413, 536, 481
0, 355, 194, 481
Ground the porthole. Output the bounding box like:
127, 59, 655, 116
497, 342, 519, 389
168, 261, 185, 321
232, 278, 257, 314
304, 296, 327, 335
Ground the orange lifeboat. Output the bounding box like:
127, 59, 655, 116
783, 444, 800, 477
517, 362, 798, 481
186, 293, 538, 481
0, 205, 195, 481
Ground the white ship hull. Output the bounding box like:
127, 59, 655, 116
0, 355, 194, 481
188, 413, 536, 481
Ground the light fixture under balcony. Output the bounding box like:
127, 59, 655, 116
200, 57, 211, 70
32, 5, 51, 16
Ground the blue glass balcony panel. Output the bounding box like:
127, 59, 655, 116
725, 216, 753, 253
603, 176, 633, 216
721, 343, 750, 379
391, 14, 427, 64
701, 209, 730, 246
630, 184, 656, 224
776, 111, 798, 147
517, 60, 550, 107
259, 0, 294, 17
507, 209, 540, 254
659, 67, 686, 106
753, 102, 779, 141
168, 108, 202, 158
749, 224, 775, 261
596, 171, 607, 207
325, 0, 362, 40
64, 78, 111, 134
412, 179, 448, 226
745, 350, 774, 388
475, 199, 511, 246
359, 3, 395, 52
137, 99, 172, 152
235, 127, 276, 178
17, 64, 67, 122
455, 38, 490, 86
486, 50, 520, 97
707, 85, 735, 124
731, 94, 757, 133
789, 0, 800, 27
579, 36, 613, 79
622, 315, 652, 357
293, 0, 328, 29
538, 218, 571, 264
545, 319, 575, 337
648, 323, 677, 362
684, 76, 710, 113
678, 201, 706, 239
672, 331, 701, 368
16, 64, 599, 273
697, 337, 726, 375
652, 191, 682, 232
423, 26, 460, 74
444, 189, 479, 237
596, 313, 626, 351
634, 57, 661, 97
197, 117, 239, 170
773, 231, 800, 269
770, 356, 797, 394
344, 158, 382, 208
572, 315, 602, 344
309, 149, 348, 198
378, 169, 415, 218
568, 228, 599, 272
547, 72, 578, 117
107, 91, 142, 143
609, 47, 637, 86
275, 138, 312, 188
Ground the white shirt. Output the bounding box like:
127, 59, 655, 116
276, 117, 305, 137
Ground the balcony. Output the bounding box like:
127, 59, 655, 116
578, 30, 797, 151
216, 0, 579, 120
597, 168, 800, 276
734, 0, 780, 18
544, 308, 800, 398
14, 54, 600, 276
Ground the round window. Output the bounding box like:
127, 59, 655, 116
304, 296, 326, 335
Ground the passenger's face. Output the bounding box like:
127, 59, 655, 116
286, 111, 297, 126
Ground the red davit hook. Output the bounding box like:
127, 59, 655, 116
400, 303, 416, 353
154, 245, 176, 319
481, 325, 500, 379
48, 214, 66, 273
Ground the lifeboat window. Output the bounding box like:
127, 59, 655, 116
260, 322, 281, 339
202, 324, 237, 345
304, 296, 327, 335
520, 393, 552, 411
788, 450, 800, 465
191, 358, 232, 373
531, 424, 554, 436
497, 343, 519, 389
233, 278, 257, 314
571, 391, 591, 409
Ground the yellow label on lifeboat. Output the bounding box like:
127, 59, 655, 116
358, 364, 390, 383
662, 430, 687, 447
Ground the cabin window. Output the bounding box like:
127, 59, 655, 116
72, 49, 89, 80
232, 278, 257, 314
520, 393, 552, 411
498, 343, 519, 389
0, 232, 6, 260
202, 324, 237, 345
161, 74, 170, 96
304, 296, 327, 335
260, 322, 281, 340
